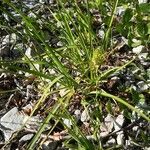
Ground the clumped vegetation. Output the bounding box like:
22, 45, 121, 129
0, 0, 150, 149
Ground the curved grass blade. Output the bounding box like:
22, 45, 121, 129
89, 90, 150, 122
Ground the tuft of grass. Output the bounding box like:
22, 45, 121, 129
0, 0, 150, 149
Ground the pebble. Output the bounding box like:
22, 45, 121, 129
104, 114, 114, 133
132, 45, 144, 54
19, 134, 34, 142
74, 109, 81, 121
97, 30, 105, 39
116, 6, 125, 16
63, 119, 72, 128
117, 132, 124, 145
81, 109, 90, 123
107, 138, 116, 145
114, 114, 124, 132
137, 81, 149, 92
138, 53, 148, 60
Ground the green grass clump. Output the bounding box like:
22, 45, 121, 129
0, 0, 150, 149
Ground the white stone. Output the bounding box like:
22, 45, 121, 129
81, 109, 90, 122
59, 88, 68, 97
137, 81, 149, 91
10, 33, 17, 43
132, 45, 144, 54
138, 53, 148, 60
107, 138, 116, 145
25, 47, 32, 58
114, 114, 124, 132
138, 0, 148, 4
100, 131, 109, 137
97, 30, 105, 39
116, 6, 125, 16
63, 119, 72, 128
132, 126, 138, 131
104, 114, 114, 132
117, 132, 124, 145
19, 134, 33, 142
74, 109, 81, 121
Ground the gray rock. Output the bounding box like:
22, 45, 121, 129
0, 107, 28, 141
0, 107, 41, 141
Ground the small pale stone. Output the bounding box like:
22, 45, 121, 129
59, 88, 68, 97
100, 131, 109, 137
74, 109, 81, 120
138, 53, 148, 60
81, 109, 90, 122
107, 138, 116, 145
116, 6, 125, 16
132, 126, 138, 131
104, 114, 114, 132
57, 41, 63, 47
0, 107, 28, 131
97, 30, 105, 39
137, 81, 149, 92
10, 33, 17, 43
49, 69, 56, 75
100, 123, 108, 132
25, 47, 32, 58
117, 132, 124, 145
132, 45, 144, 54
19, 134, 33, 142
63, 119, 72, 128
114, 114, 124, 132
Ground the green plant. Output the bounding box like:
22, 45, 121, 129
0, 0, 149, 149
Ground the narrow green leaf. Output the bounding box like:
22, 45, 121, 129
90, 90, 150, 122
